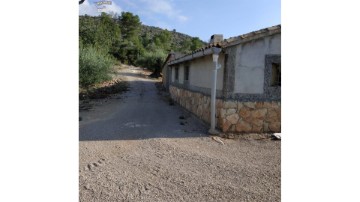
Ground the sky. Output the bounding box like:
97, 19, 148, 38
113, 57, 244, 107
79, 0, 281, 41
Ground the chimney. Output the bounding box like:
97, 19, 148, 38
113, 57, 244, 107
209, 34, 223, 44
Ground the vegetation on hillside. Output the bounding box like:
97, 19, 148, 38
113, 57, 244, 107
79, 12, 205, 87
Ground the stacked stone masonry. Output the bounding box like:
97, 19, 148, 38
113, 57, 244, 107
169, 86, 281, 133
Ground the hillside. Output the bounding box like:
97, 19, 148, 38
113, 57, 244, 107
140, 25, 207, 51
79, 12, 206, 87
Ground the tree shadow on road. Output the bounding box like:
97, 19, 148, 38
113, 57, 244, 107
79, 70, 210, 141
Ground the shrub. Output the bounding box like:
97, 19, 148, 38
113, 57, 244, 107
136, 49, 166, 71
79, 45, 115, 88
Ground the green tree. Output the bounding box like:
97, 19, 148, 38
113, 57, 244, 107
79, 15, 97, 46
191, 37, 203, 51
96, 13, 121, 53
79, 14, 120, 87
178, 38, 192, 53
79, 13, 121, 55
154, 30, 172, 51
118, 12, 141, 40
136, 48, 167, 77
117, 12, 143, 64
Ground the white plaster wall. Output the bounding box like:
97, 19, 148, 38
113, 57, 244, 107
234, 33, 281, 94
178, 65, 184, 84
189, 55, 224, 90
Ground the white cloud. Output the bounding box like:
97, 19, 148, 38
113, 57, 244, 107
79, 0, 122, 16
140, 0, 188, 23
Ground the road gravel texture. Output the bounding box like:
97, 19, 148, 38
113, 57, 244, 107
79, 67, 281, 202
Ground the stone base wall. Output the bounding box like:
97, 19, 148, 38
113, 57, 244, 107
169, 85, 281, 133
170, 85, 212, 124
218, 100, 281, 133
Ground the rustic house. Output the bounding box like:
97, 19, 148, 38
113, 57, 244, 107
162, 25, 281, 133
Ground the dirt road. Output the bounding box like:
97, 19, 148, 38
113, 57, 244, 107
79, 67, 281, 201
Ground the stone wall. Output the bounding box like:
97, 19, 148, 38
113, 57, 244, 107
218, 100, 281, 133
169, 85, 281, 133
169, 85, 212, 124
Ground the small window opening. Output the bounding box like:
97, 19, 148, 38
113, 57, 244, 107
175, 67, 179, 81
184, 66, 190, 81
271, 63, 281, 86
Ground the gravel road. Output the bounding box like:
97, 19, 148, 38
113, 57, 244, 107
79, 66, 281, 202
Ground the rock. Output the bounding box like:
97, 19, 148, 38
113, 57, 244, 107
229, 124, 236, 131
251, 109, 268, 119
216, 99, 223, 108
244, 102, 256, 109
204, 111, 211, 123
263, 122, 269, 132
269, 122, 281, 132
237, 102, 244, 110
216, 108, 220, 118
223, 101, 237, 109
255, 102, 264, 108
197, 105, 203, 116
263, 102, 280, 109
219, 133, 227, 138
252, 118, 264, 127
220, 109, 226, 118
236, 120, 252, 132
226, 108, 236, 115
218, 117, 225, 127
265, 109, 280, 122
222, 120, 232, 132
252, 125, 263, 133
262, 102, 273, 108
226, 113, 239, 124
239, 107, 251, 118
191, 105, 197, 114
227, 133, 235, 139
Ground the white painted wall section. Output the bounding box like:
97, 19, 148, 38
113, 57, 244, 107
234, 34, 281, 94
189, 55, 224, 90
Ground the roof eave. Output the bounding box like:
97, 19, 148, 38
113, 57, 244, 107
224, 27, 281, 48
168, 47, 221, 66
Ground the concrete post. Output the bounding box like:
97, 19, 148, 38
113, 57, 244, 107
209, 47, 222, 135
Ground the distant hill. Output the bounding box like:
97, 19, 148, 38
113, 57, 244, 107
140, 25, 207, 51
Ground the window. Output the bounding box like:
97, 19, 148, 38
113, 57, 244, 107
184, 65, 190, 81
271, 63, 281, 86
175, 66, 179, 81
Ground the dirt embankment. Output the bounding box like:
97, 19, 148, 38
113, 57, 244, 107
79, 65, 130, 113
